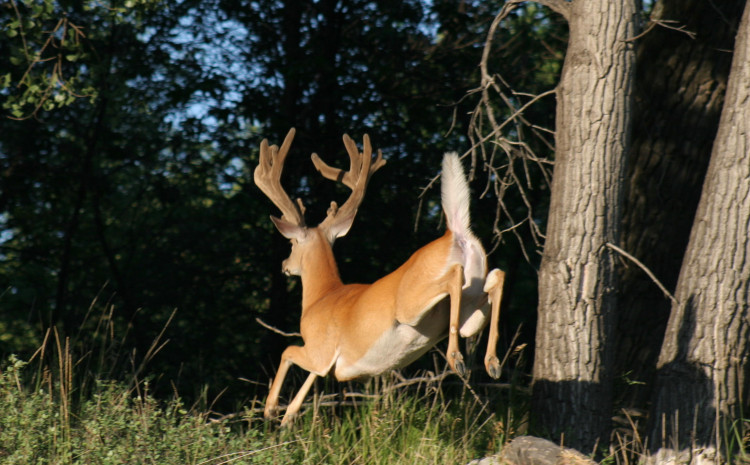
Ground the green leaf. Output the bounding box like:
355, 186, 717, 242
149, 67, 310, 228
31, 3, 43, 17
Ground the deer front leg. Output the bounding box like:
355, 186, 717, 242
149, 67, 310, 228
442, 263, 466, 376
483, 269, 506, 379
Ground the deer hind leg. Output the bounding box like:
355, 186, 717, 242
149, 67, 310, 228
264, 345, 332, 422
441, 263, 466, 376
483, 268, 506, 379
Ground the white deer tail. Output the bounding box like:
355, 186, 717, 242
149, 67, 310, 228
441, 152, 472, 237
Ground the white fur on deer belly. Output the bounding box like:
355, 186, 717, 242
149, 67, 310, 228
334, 324, 433, 381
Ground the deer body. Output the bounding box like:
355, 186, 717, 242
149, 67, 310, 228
254, 129, 505, 425
299, 229, 487, 382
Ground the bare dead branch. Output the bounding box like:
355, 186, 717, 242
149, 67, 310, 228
438, 1, 558, 263
624, 19, 659, 42
255, 317, 301, 338
605, 242, 679, 306
195, 441, 302, 463
625, 19, 696, 43
653, 19, 697, 39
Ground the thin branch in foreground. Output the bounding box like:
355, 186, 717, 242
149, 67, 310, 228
197, 441, 302, 465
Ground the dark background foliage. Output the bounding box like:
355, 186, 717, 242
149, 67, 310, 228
0, 0, 566, 411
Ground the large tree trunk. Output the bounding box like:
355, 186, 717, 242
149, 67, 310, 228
531, 0, 637, 452
616, 0, 744, 411
647, 3, 750, 463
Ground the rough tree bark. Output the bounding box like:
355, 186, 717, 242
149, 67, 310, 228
646, 3, 750, 463
531, 0, 637, 452
616, 0, 744, 410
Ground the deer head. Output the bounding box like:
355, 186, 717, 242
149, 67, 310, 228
254, 128, 385, 277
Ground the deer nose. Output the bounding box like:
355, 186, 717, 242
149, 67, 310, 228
281, 260, 291, 276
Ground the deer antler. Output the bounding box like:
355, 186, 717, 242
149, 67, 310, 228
254, 128, 306, 226
313, 134, 386, 239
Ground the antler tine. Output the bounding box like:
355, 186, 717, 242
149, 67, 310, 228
312, 134, 386, 189
253, 128, 306, 226
314, 133, 386, 239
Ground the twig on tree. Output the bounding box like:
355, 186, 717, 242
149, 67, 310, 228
605, 242, 679, 306
255, 317, 301, 338
625, 19, 696, 43
624, 19, 659, 43
653, 19, 697, 39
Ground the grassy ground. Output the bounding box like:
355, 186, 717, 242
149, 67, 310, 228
0, 337, 525, 465
4, 309, 746, 465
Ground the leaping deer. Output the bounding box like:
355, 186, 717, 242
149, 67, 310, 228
254, 128, 505, 426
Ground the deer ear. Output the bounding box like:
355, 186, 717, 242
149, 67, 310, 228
270, 215, 306, 240
324, 210, 356, 243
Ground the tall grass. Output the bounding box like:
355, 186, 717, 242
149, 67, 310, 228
603, 405, 750, 464
0, 356, 515, 464
265, 371, 515, 464
0, 301, 526, 464
5, 300, 747, 464
0, 355, 270, 464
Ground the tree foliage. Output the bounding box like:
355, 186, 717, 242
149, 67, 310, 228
0, 0, 565, 407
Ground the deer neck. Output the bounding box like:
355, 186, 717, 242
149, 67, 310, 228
300, 229, 343, 310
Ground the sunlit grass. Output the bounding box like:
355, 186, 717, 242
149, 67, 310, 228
268, 374, 508, 464
0, 302, 527, 465
3, 300, 747, 465
0, 353, 520, 464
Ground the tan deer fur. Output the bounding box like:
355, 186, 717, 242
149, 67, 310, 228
254, 129, 505, 426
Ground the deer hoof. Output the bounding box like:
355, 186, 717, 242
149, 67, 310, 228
485, 356, 501, 379
279, 412, 298, 428
264, 403, 278, 420
450, 352, 466, 377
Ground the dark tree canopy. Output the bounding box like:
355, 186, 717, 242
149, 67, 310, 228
0, 0, 564, 407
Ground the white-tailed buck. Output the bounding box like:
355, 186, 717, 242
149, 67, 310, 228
254, 128, 505, 425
